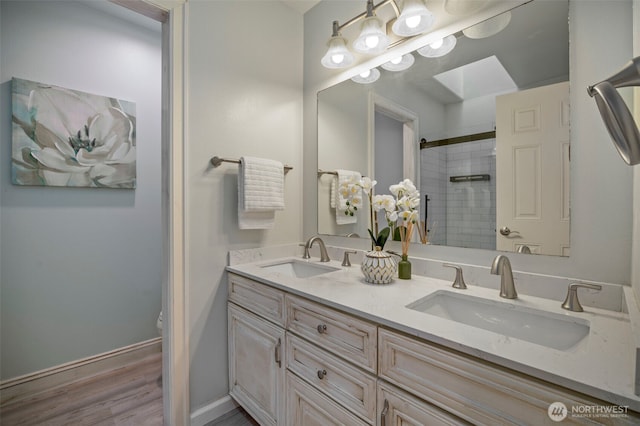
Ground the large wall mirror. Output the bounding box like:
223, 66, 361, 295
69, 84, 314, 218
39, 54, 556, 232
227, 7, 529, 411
317, 0, 570, 256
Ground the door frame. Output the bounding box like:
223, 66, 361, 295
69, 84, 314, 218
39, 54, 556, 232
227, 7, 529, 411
368, 93, 420, 190
110, 1, 189, 424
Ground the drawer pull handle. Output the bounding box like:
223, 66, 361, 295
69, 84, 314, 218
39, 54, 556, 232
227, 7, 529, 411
317, 369, 327, 379
317, 324, 327, 334
274, 338, 282, 368
381, 398, 389, 426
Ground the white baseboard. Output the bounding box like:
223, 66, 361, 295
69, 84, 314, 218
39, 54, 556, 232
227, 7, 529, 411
191, 394, 239, 426
0, 337, 162, 407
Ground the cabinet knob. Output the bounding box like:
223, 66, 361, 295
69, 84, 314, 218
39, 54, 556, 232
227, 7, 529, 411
317, 369, 327, 379
317, 324, 327, 334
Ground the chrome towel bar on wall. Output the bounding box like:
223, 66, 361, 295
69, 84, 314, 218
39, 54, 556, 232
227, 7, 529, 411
210, 156, 293, 174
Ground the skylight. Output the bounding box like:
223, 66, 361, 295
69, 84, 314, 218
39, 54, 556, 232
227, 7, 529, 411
432, 55, 517, 101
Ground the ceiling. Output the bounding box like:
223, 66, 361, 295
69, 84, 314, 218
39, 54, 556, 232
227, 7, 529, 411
281, 0, 321, 15
378, 0, 570, 104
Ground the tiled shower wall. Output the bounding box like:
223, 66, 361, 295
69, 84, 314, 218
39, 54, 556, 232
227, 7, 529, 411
420, 139, 496, 250
420, 145, 447, 245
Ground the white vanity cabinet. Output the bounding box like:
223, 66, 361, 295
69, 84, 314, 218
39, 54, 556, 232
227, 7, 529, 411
228, 272, 640, 425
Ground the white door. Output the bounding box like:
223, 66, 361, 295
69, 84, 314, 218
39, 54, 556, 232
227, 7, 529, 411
495, 82, 570, 256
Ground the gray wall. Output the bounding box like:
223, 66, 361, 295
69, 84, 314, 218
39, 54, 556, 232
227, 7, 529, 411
185, 1, 303, 413
0, 1, 162, 380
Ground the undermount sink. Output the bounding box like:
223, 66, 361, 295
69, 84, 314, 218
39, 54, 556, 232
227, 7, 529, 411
259, 259, 340, 278
407, 291, 590, 351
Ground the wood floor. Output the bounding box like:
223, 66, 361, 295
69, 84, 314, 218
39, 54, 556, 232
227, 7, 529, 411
0, 352, 163, 425
206, 408, 259, 426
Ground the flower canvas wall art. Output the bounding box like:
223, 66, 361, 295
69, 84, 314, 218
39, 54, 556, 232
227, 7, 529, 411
11, 78, 136, 188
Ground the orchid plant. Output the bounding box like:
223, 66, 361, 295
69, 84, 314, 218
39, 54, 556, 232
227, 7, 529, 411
340, 177, 420, 253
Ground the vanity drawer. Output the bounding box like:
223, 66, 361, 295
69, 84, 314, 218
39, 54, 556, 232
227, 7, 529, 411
286, 334, 376, 423
286, 295, 377, 373
285, 371, 368, 426
228, 273, 285, 326
379, 328, 637, 425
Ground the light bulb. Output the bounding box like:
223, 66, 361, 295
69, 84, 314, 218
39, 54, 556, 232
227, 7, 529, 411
405, 15, 421, 29
430, 38, 444, 49
365, 35, 379, 49
391, 56, 403, 65
331, 53, 345, 65
360, 70, 372, 78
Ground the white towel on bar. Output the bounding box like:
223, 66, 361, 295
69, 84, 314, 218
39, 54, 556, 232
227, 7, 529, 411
238, 156, 285, 229
333, 169, 361, 225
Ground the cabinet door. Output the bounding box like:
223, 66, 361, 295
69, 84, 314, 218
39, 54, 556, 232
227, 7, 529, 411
229, 303, 285, 426
286, 371, 369, 426
377, 382, 469, 426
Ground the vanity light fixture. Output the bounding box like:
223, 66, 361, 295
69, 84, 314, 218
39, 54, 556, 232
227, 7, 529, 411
417, 34, 457, 58
353, 0, 390, 54
321, 21, 355, 69
351, 68, 381, 84
392, 0, 435, 37
462, 11, 511, 39
381, 53, 415, 71
321, 0, 434, 69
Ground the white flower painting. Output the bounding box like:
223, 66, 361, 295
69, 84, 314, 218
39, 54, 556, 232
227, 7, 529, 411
11, 78, 136, 188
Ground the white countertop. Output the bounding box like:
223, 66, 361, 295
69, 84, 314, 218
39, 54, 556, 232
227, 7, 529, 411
227, 254, 640, 412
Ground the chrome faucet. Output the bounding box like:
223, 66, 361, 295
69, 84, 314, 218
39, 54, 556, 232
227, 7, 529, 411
491, 255, 517, 299
561, 282, 602, 312
302, 236, 331, 262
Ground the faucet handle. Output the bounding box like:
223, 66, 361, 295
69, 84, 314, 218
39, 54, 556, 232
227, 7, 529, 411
342, 250, 357, 267
561, 282, 602, 312
299, 243, 311, 259
442, 263, 467, 289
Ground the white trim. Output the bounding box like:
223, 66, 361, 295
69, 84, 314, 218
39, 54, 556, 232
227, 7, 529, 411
0, 338, 161, 406
160, 3, 189, 426
368, 93, 421, 186
113, 0, 189, 424
190, 395, 240, 426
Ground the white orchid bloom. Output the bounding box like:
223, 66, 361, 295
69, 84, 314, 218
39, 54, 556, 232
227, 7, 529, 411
359, 177, 376, 192
389, 183, 403, 196
402, 178, 417, 193
350, 195, 363, 209
372, 194, 396, 212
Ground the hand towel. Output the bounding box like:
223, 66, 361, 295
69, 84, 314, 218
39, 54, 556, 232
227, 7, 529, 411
334, 169, 361, 225
238, 156, 285, 229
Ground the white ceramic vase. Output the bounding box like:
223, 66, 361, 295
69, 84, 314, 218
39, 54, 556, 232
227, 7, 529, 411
361, 246, 397, 284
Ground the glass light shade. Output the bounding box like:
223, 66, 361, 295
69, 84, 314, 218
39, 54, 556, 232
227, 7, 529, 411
444, 0, 486, 16
351, 68, 381, 84
381, 53, 415, 72
353, 16, 390, 54
321, 35, 355, 69
417, 34, 457, 58
462, 11, 511, 39
392, 0, 435, 37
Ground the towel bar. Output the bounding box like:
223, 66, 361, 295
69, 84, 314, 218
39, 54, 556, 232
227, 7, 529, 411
210, 156, 292, 174
317, 169, 367, 178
